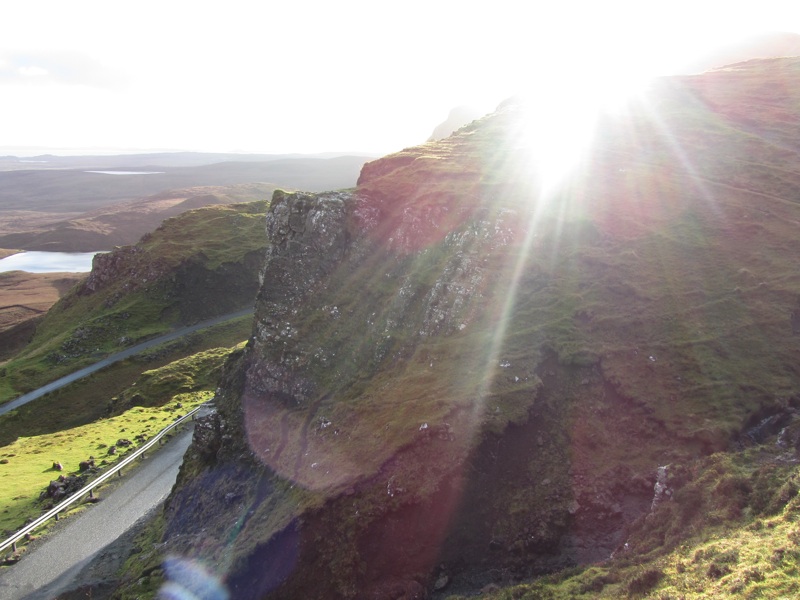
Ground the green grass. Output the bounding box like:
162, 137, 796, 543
107, 342, 247, 415
0, 338, 245, 560
473, 442, 800, 599
0, 391, 211, 537
0, 315, 251, 447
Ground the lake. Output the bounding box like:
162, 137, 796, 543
84, 171, 164, 175
0, 251, 101, 273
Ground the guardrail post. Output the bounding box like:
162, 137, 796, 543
118, 470, 122, 477
55, 512, 59, 522
89, 489, 94, 499
11, 540, 16, 552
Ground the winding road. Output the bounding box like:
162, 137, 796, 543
0, 307, 253, 417
0, 426, 195, 600
0, 308, 252, 597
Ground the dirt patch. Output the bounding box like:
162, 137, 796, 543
0, 271, 86, 360
0, 271, 85, 330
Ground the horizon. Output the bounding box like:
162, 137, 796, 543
3, 1, 800, 157
0, 146, 380, 159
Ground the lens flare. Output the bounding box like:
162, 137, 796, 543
159, 556, 229, 600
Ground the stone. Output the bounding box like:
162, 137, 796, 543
650, 465, 671, 511
433, 573, 449, 591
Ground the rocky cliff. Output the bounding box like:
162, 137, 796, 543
123, 58, 800, 599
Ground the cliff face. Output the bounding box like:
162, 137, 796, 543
156, 59, 800, 599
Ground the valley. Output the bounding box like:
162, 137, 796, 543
0, 152, 374, 360
0, 153, 374, 252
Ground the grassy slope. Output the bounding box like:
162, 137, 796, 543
443, 58, 800, 598
0, 314, 251, 447
478, 435, 800, 599
0, 196, 262, 555
0, 200, 268, 404
349, 58, 800, 463
0, 392, 210, 537
0, 341, 244, 541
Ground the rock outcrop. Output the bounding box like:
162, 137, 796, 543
427, 105, 485, 142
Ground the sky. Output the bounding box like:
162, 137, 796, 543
2, 0, 800, 156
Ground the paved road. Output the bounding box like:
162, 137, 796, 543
0, 426, 195, 600
0, 308, 253, 416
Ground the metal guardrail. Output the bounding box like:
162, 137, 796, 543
0, 404, 206, 556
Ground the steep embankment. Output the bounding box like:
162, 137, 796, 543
110, 58, 800, 599
0, 200, 269, 404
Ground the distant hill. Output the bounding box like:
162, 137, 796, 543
678, 31, 800, 73
0, 155, 373, 214
0, 150, 376, 171
0, 183, 276, 252
427, 105, 485, 141
0, 154, 375, 251
0, 271, 85, 360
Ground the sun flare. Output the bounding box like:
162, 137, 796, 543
512, 72, 652, 197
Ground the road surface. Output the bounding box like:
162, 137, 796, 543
0, 307, 253, 416
0, 426, 195, 600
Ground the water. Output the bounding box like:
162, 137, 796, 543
84, 170, 164, 175
0, 251, 101, 273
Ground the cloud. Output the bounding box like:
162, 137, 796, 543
0, 51, 122, 88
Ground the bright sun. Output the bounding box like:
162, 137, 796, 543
513, 71, 651, 197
